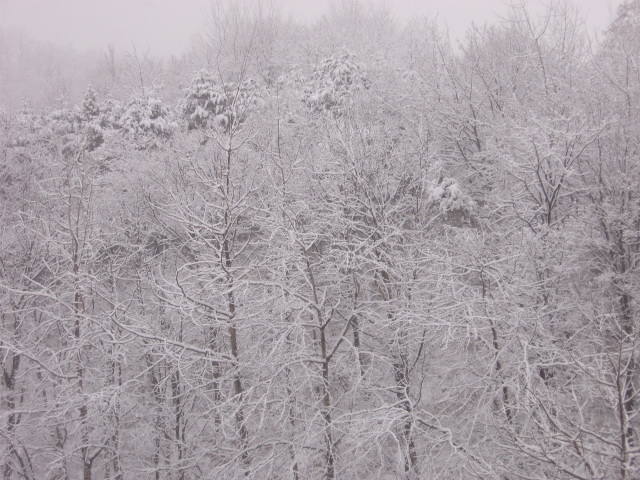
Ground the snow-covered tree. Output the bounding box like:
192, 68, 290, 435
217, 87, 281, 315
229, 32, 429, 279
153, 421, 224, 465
302, 52, 369, 114
181, 69, 263, 132
119, 92, 176, 146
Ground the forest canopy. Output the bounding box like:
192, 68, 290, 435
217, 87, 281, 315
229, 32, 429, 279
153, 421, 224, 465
1, 1, 640, 479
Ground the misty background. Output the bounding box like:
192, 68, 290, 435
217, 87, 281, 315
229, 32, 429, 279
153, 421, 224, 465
0, 0, 621, 108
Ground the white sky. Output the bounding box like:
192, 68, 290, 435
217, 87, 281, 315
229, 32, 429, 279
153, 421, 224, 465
0, 0, 623, 57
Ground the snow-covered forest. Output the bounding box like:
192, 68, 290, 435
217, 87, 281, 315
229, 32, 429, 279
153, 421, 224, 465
1, 1, 640, 478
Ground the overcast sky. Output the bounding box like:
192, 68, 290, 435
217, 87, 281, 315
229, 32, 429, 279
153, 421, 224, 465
0, 0, 623, 57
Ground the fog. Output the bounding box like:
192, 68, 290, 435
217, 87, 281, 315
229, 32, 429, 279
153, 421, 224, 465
0, 0, 621, 57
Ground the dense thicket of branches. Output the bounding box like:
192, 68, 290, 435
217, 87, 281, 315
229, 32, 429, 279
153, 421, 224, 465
2, 1, 640, 479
